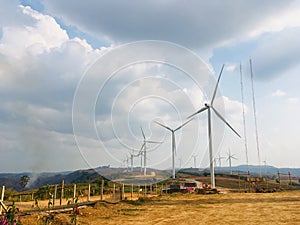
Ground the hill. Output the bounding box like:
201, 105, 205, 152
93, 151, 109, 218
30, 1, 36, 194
0, 165, 299, 191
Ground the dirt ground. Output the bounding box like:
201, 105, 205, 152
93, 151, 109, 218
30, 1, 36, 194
18, 190, 300, 225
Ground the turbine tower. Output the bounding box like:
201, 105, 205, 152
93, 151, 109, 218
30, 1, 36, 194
140, 127, 161, 176
155, 118, 193, 179
188, 64, 241, 188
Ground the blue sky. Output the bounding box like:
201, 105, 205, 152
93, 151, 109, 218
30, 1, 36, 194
0, 0, 300, 173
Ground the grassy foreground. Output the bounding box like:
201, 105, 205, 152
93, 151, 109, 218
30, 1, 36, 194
19, 190, 300, 225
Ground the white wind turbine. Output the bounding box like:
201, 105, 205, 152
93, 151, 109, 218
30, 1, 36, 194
140, 127, 161, 176
227, 149, 237, 175
192, 154, 198, 169
155, 118, 193, 179
188, 64, 241, 188
129, 149, 140, 172
217, 154, 225, 168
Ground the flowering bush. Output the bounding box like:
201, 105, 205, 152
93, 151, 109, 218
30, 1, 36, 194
0, 202, 22, 225
70, 198, 80, 225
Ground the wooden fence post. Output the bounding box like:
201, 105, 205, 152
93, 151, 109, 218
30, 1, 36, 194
0, 186, 5, 215
247, 171, 251, 193
288, 172, 292, 186
278, 171, 281, 188
88, 183, 91, 201
113, 183, 116, 199
60, 180, 64, 206
101, 180, 104, 200
122, 184, 125, 200
73, 184, 77, 202
138, 185, 140, 198
131, 184, 133, 200
238, 172, 241, 193
53, 185, 57, 206
119, 184, 123, 200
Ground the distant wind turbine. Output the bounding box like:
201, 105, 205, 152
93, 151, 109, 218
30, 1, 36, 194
192, 154, 198, 169
188, 64, 241, 188
140, 127, 161, 176
129, 149, 140, 172
227, 149, 237, 175
217, 154, 225, 168
155, 118, 193, 179
263, 159, 267, 175
178, 157, 182, 169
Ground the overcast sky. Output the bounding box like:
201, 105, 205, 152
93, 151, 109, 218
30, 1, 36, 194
1, 0, 300, 173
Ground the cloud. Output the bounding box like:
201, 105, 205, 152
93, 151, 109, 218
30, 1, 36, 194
287, 97, 298, 104
43, 0, 292, 50
0, 5, 104, 171
251, 27, 300, 80
272, 89, 286, 97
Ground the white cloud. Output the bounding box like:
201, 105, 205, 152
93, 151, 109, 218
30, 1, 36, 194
287, 97, 299, 104
44, 0, 292, 50
251, 27, 300, 80
272, 89, 286, 97
0, 4, 105, 172
225, 64, 237, 72
0, 5, 69, 56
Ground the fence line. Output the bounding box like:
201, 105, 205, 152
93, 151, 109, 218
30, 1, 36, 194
1, 180, 161, 211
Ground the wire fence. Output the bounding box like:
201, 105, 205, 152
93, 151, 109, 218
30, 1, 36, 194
1, 181, 162, 212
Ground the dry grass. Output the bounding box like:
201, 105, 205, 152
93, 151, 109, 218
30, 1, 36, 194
20, 191, 300, 225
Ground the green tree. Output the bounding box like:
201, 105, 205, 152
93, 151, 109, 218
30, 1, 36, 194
20, 175, 30, 189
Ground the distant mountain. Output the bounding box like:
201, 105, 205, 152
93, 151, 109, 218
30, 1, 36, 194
215, 165, 300, 177
0, 169, 103, 191
0, 165, 299, 191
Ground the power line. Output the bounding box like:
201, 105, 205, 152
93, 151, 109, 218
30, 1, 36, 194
239, 63, 249, 170
249, 58, 261, 177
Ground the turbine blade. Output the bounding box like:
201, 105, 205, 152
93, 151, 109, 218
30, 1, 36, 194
187, 106, 208, 119
211, 64, 225, 105
154, 121, 172, 132
140, 143, 145, 151
174, 118, 194, 132
232, 156, 238, 160
140, 127, 146, 139
211, 106, 241, 138
146, 140, 162, 144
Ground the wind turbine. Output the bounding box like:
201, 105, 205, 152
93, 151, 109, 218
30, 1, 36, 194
192, 154, 198, 169
214, 157, 217, 168
217, 154, 225, 168
188, 64, 241, 188
178, 157, 182, 169
263, 159, 267, 175
140, 127, 161, 176
129, 149, 140, 172
227, 149, 237, 175
154, 118, 193, 179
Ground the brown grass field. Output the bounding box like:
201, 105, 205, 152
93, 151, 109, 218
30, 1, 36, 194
18, 190, 300, 225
